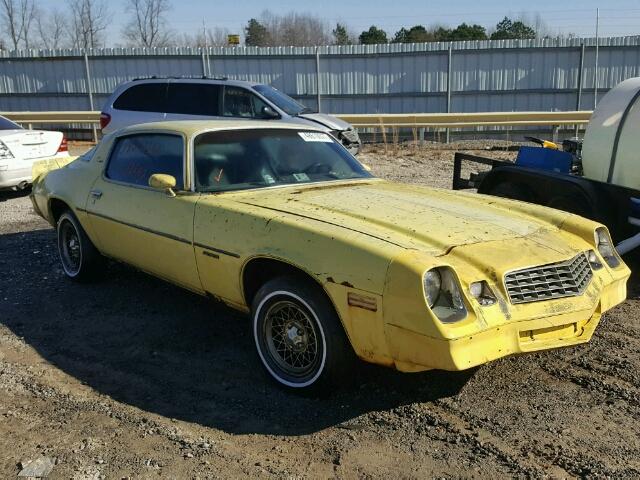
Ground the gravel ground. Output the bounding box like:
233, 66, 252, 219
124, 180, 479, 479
1, 142, 639, 479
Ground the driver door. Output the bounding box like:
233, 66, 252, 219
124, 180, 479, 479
86, 132, 203, 293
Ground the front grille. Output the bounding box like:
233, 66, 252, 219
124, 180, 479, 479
504, 253, 593, 304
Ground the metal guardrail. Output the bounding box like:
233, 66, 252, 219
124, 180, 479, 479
2, 111, 101, 123
0, 110, 593, 128
339, 111, 593, 128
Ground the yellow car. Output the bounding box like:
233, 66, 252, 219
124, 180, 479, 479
31, 121, 630, 392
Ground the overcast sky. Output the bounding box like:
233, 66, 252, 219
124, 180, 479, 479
37, 0, 640, 43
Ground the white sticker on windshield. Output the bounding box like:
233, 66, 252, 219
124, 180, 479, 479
293, 173, 310, 182
298, 132, 333, 143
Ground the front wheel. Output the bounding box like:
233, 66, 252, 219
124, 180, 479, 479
57, 210, 104, 282
252, 276, 354, 394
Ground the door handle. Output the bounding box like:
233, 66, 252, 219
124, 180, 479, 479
90, 189, 103, 199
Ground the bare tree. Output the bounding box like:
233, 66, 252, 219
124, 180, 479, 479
256, 10, 331, 47
0, 0, 36, 50
123, 0, 172, 47
180, 27, 233, 47
68, 0, 110, 49
36, 8, 68, 49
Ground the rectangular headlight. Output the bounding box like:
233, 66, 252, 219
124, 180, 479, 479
423, 266, 468, 323
595, 227, 621, 268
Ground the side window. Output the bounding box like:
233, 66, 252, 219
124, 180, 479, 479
223, 86, 270, 118
106, 134, 184, 188
165, 83, 221, 116
113, 83, 168, 112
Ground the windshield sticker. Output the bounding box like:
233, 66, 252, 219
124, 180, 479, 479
298, 132, 333, 143
293, 173, 310, 182
263, 174, 276, 184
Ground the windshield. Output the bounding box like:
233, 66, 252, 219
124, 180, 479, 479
252, 85, 313, 115
194, 129, 372, 193
0, 115, 22, 130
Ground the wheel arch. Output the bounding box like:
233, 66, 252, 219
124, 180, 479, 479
241, 254, 356, 344
48, 197, 72, 224
241, 255, 331, 308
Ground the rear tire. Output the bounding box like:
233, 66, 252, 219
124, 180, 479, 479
56, 210, 104, 282
251, 276, 354, 394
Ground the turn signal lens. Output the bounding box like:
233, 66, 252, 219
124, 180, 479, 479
469, 281, 497, 306
587, 250, 603, 270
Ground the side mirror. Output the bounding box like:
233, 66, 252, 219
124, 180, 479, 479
148, 173, 177, 197
261, 106, 280, 119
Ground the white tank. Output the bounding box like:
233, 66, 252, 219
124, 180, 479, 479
582, 77, 640, 189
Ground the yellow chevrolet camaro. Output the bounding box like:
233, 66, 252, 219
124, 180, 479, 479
31, 121, 630, 392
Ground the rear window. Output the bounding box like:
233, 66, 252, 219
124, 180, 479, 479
113, 83, 168, 112
0, 115, 22, 130
165, 83, 221, 116
106, 134, 184, 188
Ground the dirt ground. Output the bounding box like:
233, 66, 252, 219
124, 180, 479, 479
1, 142, 639, 479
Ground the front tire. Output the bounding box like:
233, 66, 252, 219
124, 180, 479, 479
252, 276, 354, 393
56, 210, 103, 282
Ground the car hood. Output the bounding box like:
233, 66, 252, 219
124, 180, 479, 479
233, 180, 572, 255
297, 113, 352, 131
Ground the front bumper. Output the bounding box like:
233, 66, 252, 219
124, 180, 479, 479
385, 269, 628, 373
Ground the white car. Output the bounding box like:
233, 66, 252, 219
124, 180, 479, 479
99, 78, 361, 155
0, 115, 69, 190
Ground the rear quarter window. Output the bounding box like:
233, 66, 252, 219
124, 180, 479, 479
106, 134, 184, 188
165, 83, 221, 116
113, 83, 168, 112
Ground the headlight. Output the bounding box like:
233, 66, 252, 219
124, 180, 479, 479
423, 267, 467, 323
424, 269, 442, 307
595, 227, 620, 268
0, 141, 13, 160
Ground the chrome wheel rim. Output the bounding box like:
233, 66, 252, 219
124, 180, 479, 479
59, 220, 82, 276
263, 300, 320, 378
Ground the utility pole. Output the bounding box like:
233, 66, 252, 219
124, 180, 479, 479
594, 8, 600, 108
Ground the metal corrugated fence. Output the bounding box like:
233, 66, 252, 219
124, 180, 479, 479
0, 36, 639, 116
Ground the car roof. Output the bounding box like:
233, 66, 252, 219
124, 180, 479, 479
128, 77, 261, 87
116, 120, 325, 137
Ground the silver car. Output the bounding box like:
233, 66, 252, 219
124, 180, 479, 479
0, 115, 69, 190
100, 78, 361, 155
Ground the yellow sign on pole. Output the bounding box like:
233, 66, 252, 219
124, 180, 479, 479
227, 34, 240, 45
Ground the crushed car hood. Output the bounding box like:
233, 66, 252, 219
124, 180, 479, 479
297, 113, 352, 131
234, 180, 571, 254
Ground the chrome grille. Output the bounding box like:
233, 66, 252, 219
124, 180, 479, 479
504, 253, 593, 304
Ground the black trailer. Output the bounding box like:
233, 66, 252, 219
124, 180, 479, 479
452, 152, 640, 254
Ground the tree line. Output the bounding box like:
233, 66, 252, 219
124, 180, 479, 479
0, 0, 557, 51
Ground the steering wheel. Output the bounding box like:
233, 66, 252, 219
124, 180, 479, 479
303, 162, 331, 174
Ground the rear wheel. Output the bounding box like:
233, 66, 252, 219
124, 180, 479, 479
252, 276, 354, 394
56, 210, 104, 282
